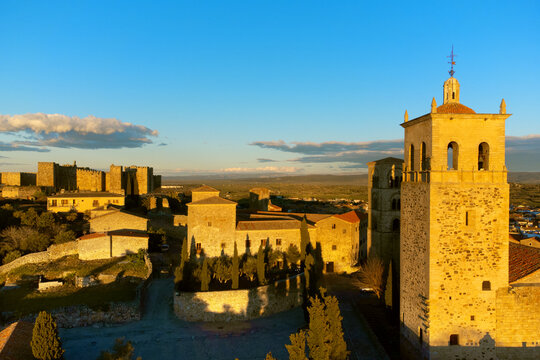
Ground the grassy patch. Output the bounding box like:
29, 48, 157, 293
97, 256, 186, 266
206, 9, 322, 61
0, 279, 140, 317
2, 255, 147, 283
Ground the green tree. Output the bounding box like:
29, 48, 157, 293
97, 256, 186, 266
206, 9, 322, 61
31, 311, 64, 360
37, 211, 56, 230
289, 289, 349, 360
285, 330, 308, 360
384, 261, 393, 309
2, 250, 21, 264
242, 256, 257, 282
181, 237, 189, 265
232, 241, 239, 289
15, 207, 39, 227
257, 244, 266, 286
286, 243, 301, 267
304, 253, 315, 296
53, 229, 76, 244
322, 289, 348, 360
299, 216, 310, 263
97, 337, 142, 360
201, 257, 210, 291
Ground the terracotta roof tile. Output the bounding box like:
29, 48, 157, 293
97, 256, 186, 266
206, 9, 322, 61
436, 103, 476, 114
333, 210, 361, 223
509, 242, 540, 283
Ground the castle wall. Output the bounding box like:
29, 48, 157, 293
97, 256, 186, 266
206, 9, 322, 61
76, 168, 105, 192
1, 186, 40, 199
78, 235, 111, 260
0, 172, 36, 186
37, 162, 56, 187
107, 165, 124, 194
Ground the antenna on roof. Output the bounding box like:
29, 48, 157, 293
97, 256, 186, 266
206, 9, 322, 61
447, 45, 457, 77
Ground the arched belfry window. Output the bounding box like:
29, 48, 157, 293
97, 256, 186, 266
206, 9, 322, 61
478, 143, 489, 170
447, 142, 459, 170
421, 142, 427, 171
392, 219, 400, 232
409, 144, 415, 171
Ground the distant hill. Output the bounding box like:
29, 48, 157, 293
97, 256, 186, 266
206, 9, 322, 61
163, 172, 540, 186
507, 172, 540, 184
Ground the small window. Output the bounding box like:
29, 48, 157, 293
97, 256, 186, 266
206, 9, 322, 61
276, 238, 282, 246
261, 239, 267, 246
482, 281, 491, 291
61, 199, 69, 206
332, 245, 337, 251
245, 239, 251, 248
51, 200, 57, 207
220, 243, 226, 249
93, 200, 99, 207
72, 199, 76, 205
207, 222, 212, 227
450, 334, 459, 346
471, 315, 475, 321
447, 142, 459, 170
332, 224, 336, 230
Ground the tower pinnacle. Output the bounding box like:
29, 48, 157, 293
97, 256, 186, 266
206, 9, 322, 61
447, 45, 457, 77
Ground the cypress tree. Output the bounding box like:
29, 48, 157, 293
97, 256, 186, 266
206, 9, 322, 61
385, 261, 393, 309
285, 331, 308, 360
322, 290, 349, 360
299, 216, 310, 263
304, 253, 315, 296
181, 237, 189, 265
257, 244, 266, 286
31, 311, 64, 360
201, 258, 210, 291
306, 295, 331, 360
232, 241, 239, 289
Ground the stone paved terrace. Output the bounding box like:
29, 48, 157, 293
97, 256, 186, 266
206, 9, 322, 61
60, 277, 387, 360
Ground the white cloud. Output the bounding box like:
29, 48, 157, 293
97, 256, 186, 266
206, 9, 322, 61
0, 113, 158, 150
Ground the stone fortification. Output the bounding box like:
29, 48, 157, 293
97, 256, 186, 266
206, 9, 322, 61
76, 168, 105, 191
0, 172, 36, 186
36, 161, 159, 194
174, 274, 304, 321
1, 186, 41, 199
77, 231, 148, 260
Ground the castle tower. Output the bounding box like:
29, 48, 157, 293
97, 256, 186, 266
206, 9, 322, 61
400, 74, 510, 359
366, 157, 402, 265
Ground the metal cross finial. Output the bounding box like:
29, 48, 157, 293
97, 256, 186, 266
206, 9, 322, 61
447, 45, 457, 77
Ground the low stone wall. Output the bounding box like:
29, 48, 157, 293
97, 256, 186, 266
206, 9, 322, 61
0, 241, 79, 275
174, 274, 304, 322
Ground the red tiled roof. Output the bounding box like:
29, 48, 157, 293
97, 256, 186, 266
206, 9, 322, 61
509, 242, 540, 283
436, 103, 476, 114
108, 230, 149, 238
333, 210, 361, 223
0, 321, 34, 360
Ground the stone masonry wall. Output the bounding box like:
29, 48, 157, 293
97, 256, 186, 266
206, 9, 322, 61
188, 204, 237, 257
0, 242, 78, 275
400, 181, 430, 355
111, 235, 148, 257
495, 286, 540, 358
428, 183, 508, 360
0, 172, 36, 186
76, 168, 105, 191
174, 274, 304, 321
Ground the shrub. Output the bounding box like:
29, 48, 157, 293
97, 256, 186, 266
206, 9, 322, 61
2, 250, 22, 264
31, 311, 64, 360
211, 255, 232, 284
53, 229, 76, 244
241, 256, 257, 282
97, 337, 141, 360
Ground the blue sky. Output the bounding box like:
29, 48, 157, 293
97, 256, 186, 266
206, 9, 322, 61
0, 1, 539, 176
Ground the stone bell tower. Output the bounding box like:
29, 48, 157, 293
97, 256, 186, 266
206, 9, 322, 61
399, 67, 510, 359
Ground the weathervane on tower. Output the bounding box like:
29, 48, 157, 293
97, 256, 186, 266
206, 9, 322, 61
447, 45, 457, 77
